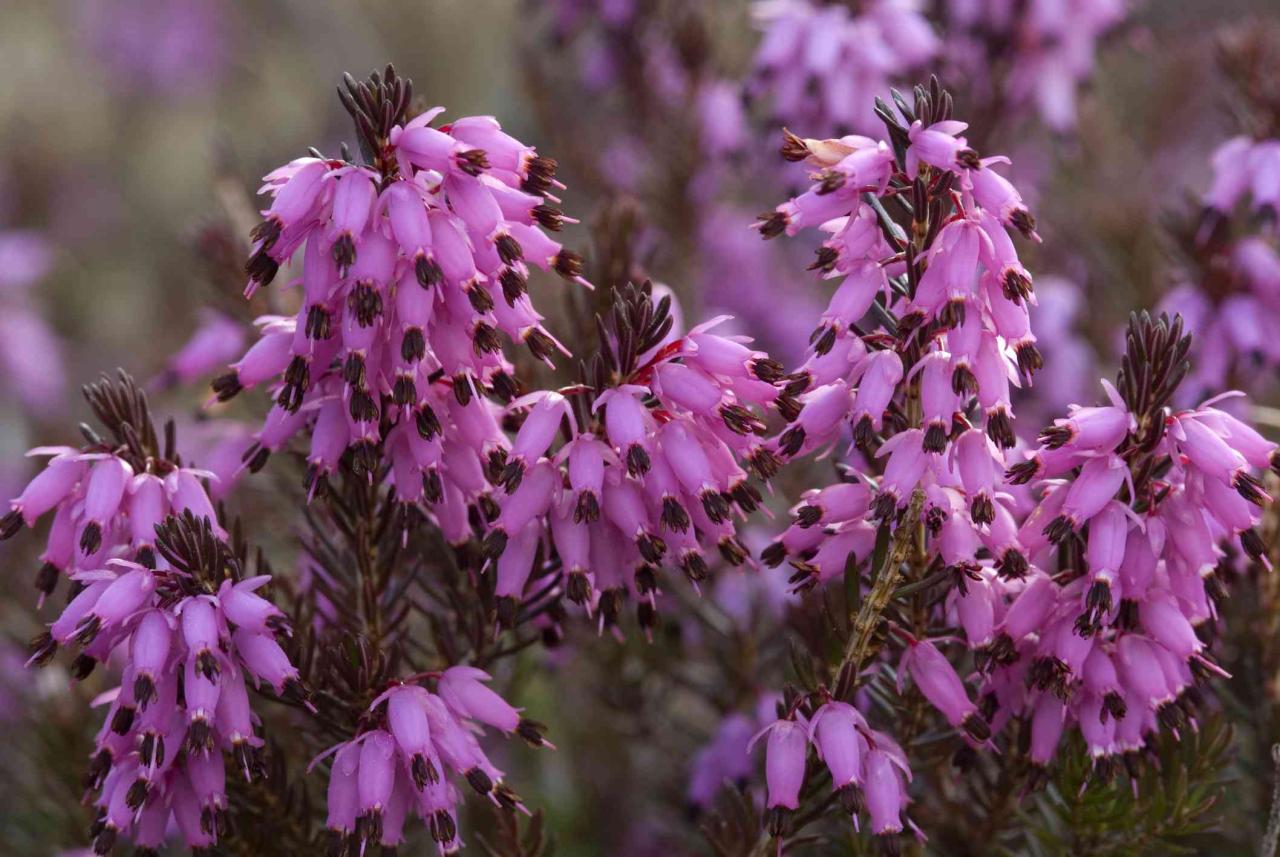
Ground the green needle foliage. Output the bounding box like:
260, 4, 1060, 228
1017, 718, 1234, 857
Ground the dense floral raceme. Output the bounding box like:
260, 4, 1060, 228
222, 68, 587, 501
747, 79, 1039, 842
1, 374, 303, 855
761, 78, 1040, 584
982, 313, 1280, 775
484, 282, 795, 635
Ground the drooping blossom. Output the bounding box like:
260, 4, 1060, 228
750, 700, 913, 842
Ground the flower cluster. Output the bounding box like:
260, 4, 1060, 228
742, 86, 1280, 852
745, 81, 1043, 849
2, 375, 301, 854
760, 80, 1041, 590
484, 283, 794, 634
319, 667, 549, 856
1160, 133, 1280, 403
1, 374, 222, 606
974, 313, 1279, 774
754, 701, 913, 841
221, 68, 587, 501
942, 0, 1127, 131
67, 515, 300, 855
687, 695, 777, 809
1199, 135, 1280, 219
749, 0, 939, 138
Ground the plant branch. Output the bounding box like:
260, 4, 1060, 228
835, 488, 926, 698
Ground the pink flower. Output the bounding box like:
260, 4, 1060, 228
901, 635, 988, 740
750, 716, 808, 814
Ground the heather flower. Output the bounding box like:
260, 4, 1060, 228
218, 70, 589, 543
749, 714, 808, 831
969, 314, 1278, 777
484, 283, 790, 633
809, 699, 870, 807
1, 374, 228, 609
319, 672, 548, 855
750, 700, 913, 839
16, 449, 302, 856
763, 82, 1039, 607
899, 633, 989, 740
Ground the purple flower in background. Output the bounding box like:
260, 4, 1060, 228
76, 0, 231, 96
0, 231, 64, 418
170, 418, 256, 502
1162, 133, 1280, 403
750, 0, 1126, 137
687, 712, 757, 808
698, 206, 820, 364
942, 0, 1127, 131
546, 0, 637, 40
161, 311, 247, 389
749, 0, 940, 137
